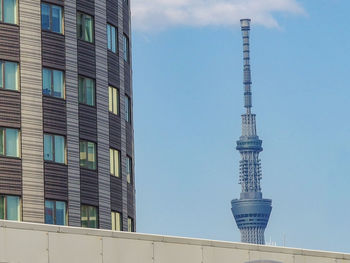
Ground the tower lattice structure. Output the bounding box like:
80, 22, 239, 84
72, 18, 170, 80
231, 19, 272, 245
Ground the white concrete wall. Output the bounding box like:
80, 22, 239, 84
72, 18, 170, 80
0, 220, 349, 263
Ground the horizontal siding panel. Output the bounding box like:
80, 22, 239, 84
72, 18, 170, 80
126, 122, 133, 157
110, 175, 122, 212
108, 52, 120, 88
0, 90, 21, 128
106, 0, 118, 26
123, 7, 129, 35
0, 24, 20, 62
124, 63, 131, 95
0, 157, 21, 195
43, 96, 67, 135
79, 104, 97, 142
127, 184, 134, 217
42, 0, 64, 6
109, 113, 121, 150
44, 162, 68, 201
77, 0, 95, 15
42, 31, 65, 70
78, 40, 96, 78
80, 168, 98, 206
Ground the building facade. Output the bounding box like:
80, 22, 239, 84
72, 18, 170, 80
0, 0, 135, 231
231, 19, 272, 244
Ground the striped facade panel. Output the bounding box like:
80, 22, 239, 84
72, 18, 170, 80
124, 64, 131, 95
127, 184, 134, 217
43, 0, 64, 5
0, 157, 21, 196
123, 6, 130, 36
41, 31, 65, 70
76, 0, 95, 15
20, 0, 45, 223
126, 123, 133, 157
77, 41, 96, 78
109, 113, 121, 150
0, 24, 20, 61
0, 90, 21, 128
44, 163, 68, 201
110, 176, 122, 212
65, 0, 81, 226
96, 0, 111, 229
108, 53, 120, 88
106, 0, 119, 26
43, 96, 67, 136
80, 169, 99, 207
79, 104, 97, 141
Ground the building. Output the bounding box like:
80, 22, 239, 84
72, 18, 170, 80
231, 19, 272, 244
1, 220, 350, 263
0, 0, 135, 231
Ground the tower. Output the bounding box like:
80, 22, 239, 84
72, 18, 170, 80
231, 19, 272, 245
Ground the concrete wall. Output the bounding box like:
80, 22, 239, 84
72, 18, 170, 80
0, 221, 349, 263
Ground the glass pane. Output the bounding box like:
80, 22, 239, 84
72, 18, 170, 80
0, 128, 4, 155
42, 68, 52, 96
123, 35, 129, 62
6, 129, 19, 157
127, 157, 131, 184
4, 0, 17, 24
127, 217, 133, 232
0, 196, 4, 220
53, 70, 64, 98
41, 3, 50, 30
0, 0, 2, 22
79, 141, 87, 167
87, 142, 96, 170
114, 150, 120, 177
4, 62, 18, 91
111, 26, 116, 53
44, 134, 53, 161
115, 212, 121, 231
77, 13, 83, 39
51, 5, 62, 33
81, 205, 88, 227
107, 24, 111, 50
88, 206, 97, 228
78, 77, 84, 104
85, 78, 95, 106
110, 148, 114, 175
84, 15, 93, 43
111, 212, 115, 230
113, 88, 118, 114
7, 196, 20, 221
45, 200, 54, 224
108, 86, 113, 112
54, 135, 65, 164
0, 62, 3, 89
55, 201, 66, 225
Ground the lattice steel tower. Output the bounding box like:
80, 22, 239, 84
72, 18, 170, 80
231, 19, 272, 245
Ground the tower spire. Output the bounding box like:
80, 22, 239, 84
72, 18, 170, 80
231, 19, 272, 245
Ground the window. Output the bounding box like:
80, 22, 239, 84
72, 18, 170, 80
42, 68, 64, 98
111, 211, 122, 231
127, 217, 134, 232
41, 3, 63, 34
107, 24, 117, 53
123, 34, 130, 62
45, 200, 67, 225
0, 0, 18, 24
81, 205, 98, 228
110, 148, 120, 177
80, 140, 96, 170
0, 128, 20, 158
0, 61, 19, 91
79, 76, 95, 106
125, 95, 131, 122
109, 86, 119, 115
77, 12, 94, 43
44, 134, 66, 164
123, 0, 128, 5
126, 156, 132, 184
0, 195, 20, 221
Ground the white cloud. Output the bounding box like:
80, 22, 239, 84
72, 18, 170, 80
131, 0, 305, 31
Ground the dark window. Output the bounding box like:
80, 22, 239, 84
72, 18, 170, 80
41, 3, 63, 34
81, 205, 98, 228
0, 0, 18, 24
126, 156, 132, 184
127, 217, 134, 232
123, 34, 130, 62
77, 12, 94, 43
0, 195, 20, 221
80, 140, 96, 170
107, 24, 117, 53
45, 200, 67, 225
0, 60, 19, 91
0, 127, 20, 158
79, 76, 95, 106
42, 68, 65, 98
44, 134, 66, 164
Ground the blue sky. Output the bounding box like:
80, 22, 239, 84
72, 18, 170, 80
131, 0, 350, 253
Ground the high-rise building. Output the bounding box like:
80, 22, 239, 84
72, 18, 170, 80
231, 19, 272, 244
0, 0, 135, 231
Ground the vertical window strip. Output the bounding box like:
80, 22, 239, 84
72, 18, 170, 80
0, 195, 21, 221
0, 128, 20, 158
0, 61, 19, 91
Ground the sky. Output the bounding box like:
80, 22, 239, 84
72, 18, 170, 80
131, 0, 350, 253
